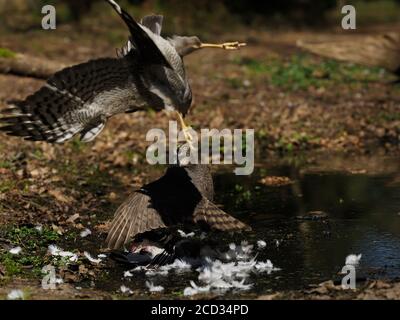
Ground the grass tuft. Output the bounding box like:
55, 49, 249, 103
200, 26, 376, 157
0, 48, 16, 59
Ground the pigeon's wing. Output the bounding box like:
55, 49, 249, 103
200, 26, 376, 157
106, 191, 167, 250
0, 58, 140, 143
148, 250, 175, 268
106, 0, 171, 68
140, 15, 163, 36
193, 197, 251, 232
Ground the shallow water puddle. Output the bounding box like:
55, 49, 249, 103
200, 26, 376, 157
214, 161, 400, 293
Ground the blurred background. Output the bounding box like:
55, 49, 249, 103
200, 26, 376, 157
0, 0, 399, 35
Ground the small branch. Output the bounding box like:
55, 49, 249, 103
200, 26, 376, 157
297, 32, 400, 74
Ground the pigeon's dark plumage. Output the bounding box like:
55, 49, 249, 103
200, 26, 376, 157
109, 229, 219, 267
106, 162, 251, 250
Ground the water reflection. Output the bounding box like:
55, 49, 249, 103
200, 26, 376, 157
213, 163, 400, 291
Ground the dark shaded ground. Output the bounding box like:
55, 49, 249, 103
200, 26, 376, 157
1, 21, 400, 299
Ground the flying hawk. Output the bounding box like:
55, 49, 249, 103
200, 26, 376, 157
0, 0, 245, 143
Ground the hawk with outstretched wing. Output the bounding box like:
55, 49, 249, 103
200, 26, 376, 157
0, 0, 245, 143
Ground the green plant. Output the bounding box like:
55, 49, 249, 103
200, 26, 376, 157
237, 54, 387, 91
0, 226, 61, 277
0, 48, 16, 58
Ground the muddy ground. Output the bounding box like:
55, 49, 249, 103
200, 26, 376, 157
0, 21, 400, 300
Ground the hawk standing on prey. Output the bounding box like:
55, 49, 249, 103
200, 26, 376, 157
0, 0, 245, 143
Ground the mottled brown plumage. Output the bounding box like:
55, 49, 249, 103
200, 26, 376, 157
106, 163, 250, 250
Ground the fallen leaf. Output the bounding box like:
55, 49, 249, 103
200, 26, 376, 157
48, 189, 74, 204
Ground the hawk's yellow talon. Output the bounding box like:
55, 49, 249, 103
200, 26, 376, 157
176, 111, 194, 148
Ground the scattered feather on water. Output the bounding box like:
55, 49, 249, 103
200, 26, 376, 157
222, 241, 254, 261
146, 281, 164, 292
80, 228, 92, 238
231, 279, 253, 290
120, 285, 133, 294
257, 240, 267, 249
121, 241, 279, 296
131, 265, 147, 272
129, 259, 193, 276
7, 289, 25, 300
159, 259, 192, 272
48, 245, 78, 263
124, 271, 133, 278
146, 269, 169, 276
345, 254, 362, 266
127, 241, 280, 296
84, 251, 103, 264
177, 229, 195, 238
183, 281, 211, 296
254, 260, 279, 274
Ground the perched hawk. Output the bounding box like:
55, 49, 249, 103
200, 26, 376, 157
106, 162, 251, 250
0, 0, 245, 143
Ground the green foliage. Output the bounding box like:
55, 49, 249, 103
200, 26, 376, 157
226, 77, 243, 89
0, 179, 16, 193
124, 150, 142, 165
376, 111, 400, 123
1, 253, 22, 275
236, 57, 270, 74
84, 164, 112, 190
0, 160, 12, 169
71, 138, 87, 153
237, 54, 387, 91
0, 48, 16, 58
6, 226, 60, 248
233, 184, 252, 205
276, 132, 317, 153
0, 226, 60, 277
31, 148, 44, 160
